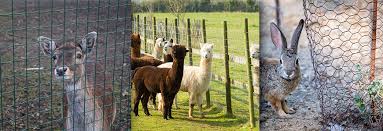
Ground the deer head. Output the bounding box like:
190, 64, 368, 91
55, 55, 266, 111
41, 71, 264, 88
38, 32, 97, 82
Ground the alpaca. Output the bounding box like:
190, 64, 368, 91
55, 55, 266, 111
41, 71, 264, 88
157, 43, 213, 118
152, 37, 166, 59
131, 32, 154, 58
162, 39, 174, 62
132, 45, 188, 120
130, 56, 163, 70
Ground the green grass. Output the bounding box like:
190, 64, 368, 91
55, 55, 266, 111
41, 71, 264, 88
134, 12, 259, 56
132, 80, 259, 131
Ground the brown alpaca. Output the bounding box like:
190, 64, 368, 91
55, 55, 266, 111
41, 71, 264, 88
130, 57, 164, 70
132, 45, 188, 120
131, 32, 153, 58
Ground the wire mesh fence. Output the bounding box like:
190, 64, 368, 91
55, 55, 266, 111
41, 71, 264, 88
304, 0, 383, 128
0, 0, 131, 130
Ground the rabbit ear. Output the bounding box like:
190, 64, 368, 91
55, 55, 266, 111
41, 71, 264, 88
270, 22, 287, 49
290, 19, 304, 53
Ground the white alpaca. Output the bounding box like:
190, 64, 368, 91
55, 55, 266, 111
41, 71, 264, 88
152, 37, 166, 59
250, 43, 259, 59
157, 43, 213, 118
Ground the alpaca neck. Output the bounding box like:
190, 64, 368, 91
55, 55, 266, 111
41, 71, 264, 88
199, 58, 212, 76
170, 58, 184, 88
64, 74, 102, 130
131, 46, 141, 58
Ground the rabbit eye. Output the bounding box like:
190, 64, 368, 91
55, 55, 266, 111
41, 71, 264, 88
52, 55, 57, 60
296, 59, 299, 64
280, 59, 282, 64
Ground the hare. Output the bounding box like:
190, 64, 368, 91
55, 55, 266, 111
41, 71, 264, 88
260, 19, 304, 117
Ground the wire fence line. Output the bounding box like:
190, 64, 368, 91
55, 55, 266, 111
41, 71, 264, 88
0, 0, 131, 130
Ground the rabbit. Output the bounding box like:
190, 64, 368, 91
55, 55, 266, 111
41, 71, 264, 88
260, 19, 304, 117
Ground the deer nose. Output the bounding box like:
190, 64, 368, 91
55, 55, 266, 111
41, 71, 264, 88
56, 67, 68, 76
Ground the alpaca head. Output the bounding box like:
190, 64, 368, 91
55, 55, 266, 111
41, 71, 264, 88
250, 43, 259, 59
131, 33, 141, 48
199, 43, 213, 59
155, 37, 166, 48
170, 45, 188, 60
162, 39, 174, 54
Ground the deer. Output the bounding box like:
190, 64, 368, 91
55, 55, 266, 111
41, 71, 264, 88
38, 32, 116, 131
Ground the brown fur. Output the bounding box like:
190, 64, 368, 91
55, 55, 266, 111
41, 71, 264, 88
132, 45, 188, 120
131, 56, 164, 70
163, 54, 173, 62
131, 32, 154, 59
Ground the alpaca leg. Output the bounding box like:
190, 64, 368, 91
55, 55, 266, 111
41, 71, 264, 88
150, 92, 157, 109
133, 88, 143, 116
282, 99, 296, 114
189, 104, 195, 119
168, 94, 176, 119
157, 94, 164, 112
141, 92, 151, 116
162, 93, 169, 120
197, 95, 204, 118
188, 93, 196, 118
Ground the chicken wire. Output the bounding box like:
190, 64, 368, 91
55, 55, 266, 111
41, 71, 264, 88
304, 0, 383, 128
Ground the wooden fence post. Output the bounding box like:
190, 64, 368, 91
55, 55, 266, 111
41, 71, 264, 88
203, 19, 211, 108
175, 19, 179, 44
136, 15, 140, 33
165, 18, 168, 39
244, 18, 255, 128
187, 18, 193, 66
144, 16, 147, 53
152, 17, 157, 54
223, 21, 233, 117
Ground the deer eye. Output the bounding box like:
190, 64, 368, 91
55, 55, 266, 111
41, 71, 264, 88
52, 55, 57, 60
76, 54, 82, 59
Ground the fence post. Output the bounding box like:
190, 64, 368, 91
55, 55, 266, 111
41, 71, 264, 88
175, 19, 179, 44
370, 0, 378, 122
144, 16, 147, 53
165, 18, 168, 39
187, 18, 193, 66
152, 17, 157, 54
223, 21, 233, 117
244, 18, 255, 128
203, 19, 211, 108
136, 15, 140, 33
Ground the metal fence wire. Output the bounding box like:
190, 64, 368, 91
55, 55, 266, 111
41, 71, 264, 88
0, 0, 131, 130
304, 0, 383, 128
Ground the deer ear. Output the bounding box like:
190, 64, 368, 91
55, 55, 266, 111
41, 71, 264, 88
37, 36, 56, 56
81, 31, 97, 54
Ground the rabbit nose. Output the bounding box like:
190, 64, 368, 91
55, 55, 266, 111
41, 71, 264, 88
56, 67, 68, 76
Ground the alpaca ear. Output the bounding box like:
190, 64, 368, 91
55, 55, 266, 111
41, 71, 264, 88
186, 49, 189, 52
199, 43, 204, 48
37, 36, 56, 56
170, 39, 173, 43
81, 31, 97, 54
163, 38, 166, 41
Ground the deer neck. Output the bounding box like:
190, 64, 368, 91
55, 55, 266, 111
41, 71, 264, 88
64, 69, 103, 130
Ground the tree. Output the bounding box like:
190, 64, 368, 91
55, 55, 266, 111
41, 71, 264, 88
167, 0, 189, 21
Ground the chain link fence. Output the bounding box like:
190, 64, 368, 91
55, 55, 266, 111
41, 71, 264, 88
304, 0, 383, 128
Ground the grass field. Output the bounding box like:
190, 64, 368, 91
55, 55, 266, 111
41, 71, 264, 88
132, 12, 260, 131
132, 80, 259, 131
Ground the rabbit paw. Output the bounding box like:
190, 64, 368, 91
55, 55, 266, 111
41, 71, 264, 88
285, 108, 296, 114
